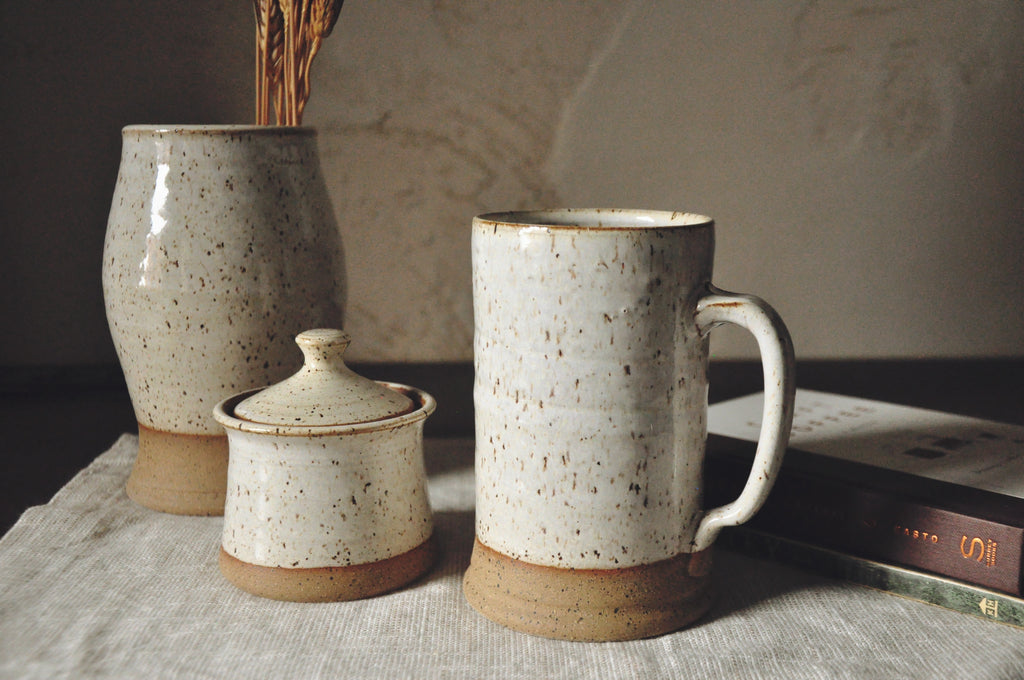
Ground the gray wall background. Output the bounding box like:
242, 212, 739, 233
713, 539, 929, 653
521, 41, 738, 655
3, 1, 1022, 368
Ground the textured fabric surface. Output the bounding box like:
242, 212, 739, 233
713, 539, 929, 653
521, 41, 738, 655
1, 435, 1022, 679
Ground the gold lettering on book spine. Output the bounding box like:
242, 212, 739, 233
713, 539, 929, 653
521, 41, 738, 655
959, 535, 998, 568
892, 524, 940, 543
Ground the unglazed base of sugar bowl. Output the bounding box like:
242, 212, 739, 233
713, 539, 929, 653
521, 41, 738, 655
219, 534, 437, 602
462, 538, 713, 642
125, 424, 228, 515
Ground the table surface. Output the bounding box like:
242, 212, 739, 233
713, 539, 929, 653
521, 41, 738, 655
2, 430, 1023, 679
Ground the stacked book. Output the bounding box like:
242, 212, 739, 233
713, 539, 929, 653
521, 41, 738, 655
706, 390, 1024, 629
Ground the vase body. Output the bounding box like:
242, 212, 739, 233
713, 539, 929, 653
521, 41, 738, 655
102, 125, 346, 515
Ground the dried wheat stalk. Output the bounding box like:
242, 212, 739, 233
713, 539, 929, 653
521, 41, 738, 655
254, 0, 343, 125
254, 0, 283, 125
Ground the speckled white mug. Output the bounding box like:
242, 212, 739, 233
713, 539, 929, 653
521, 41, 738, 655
463, 208, 795, 641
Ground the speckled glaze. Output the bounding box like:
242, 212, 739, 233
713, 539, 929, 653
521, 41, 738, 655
464, 208, 795, 640
213, 330, 436, 601
233, 329, 414, 425
102, 125, 345, 515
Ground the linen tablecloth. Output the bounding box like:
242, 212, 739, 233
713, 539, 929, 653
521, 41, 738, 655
1, 435, 1022, 679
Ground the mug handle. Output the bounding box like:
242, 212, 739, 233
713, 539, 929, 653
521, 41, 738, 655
690, 285, 796, 552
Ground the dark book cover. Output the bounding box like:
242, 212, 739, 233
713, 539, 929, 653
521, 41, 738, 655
706, 391, 1024, 596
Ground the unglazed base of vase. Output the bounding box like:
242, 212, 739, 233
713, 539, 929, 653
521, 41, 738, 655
219, 534, 437, 602
125, 424, 228, 515
462, 538, 713, 641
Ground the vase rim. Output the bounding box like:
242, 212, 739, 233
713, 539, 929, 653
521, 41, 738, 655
122, 124, 316, 136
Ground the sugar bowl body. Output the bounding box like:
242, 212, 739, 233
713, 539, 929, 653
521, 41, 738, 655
213, 329, 436, 601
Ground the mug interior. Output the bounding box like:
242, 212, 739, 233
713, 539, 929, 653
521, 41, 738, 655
476, 208, 711, 230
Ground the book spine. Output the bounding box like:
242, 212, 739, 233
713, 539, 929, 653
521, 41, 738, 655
719, 526, 1024, 630
705, 455, 1024, 596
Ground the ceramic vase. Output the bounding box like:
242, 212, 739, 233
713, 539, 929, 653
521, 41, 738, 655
102, 125, 346, 515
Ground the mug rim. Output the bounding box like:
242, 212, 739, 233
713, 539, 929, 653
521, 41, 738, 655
474, 208, 713, 231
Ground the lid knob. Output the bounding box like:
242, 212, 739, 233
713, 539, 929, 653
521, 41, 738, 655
233, 329, 415, 426
295, 328, 352, 372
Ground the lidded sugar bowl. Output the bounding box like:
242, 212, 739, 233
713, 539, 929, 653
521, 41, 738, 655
213, 329, 436, 601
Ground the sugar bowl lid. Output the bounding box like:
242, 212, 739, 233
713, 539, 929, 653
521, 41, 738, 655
233, 329, 414, 426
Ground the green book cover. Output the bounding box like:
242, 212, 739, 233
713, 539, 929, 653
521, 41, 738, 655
720, 526, 1024, 629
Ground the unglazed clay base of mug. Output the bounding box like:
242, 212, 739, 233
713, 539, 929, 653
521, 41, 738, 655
125, 423, 228, 515
462, 538, 713, 642
218, 534, 437, 602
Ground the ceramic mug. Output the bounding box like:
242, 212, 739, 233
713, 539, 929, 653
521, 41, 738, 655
462, 209, 795, 641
